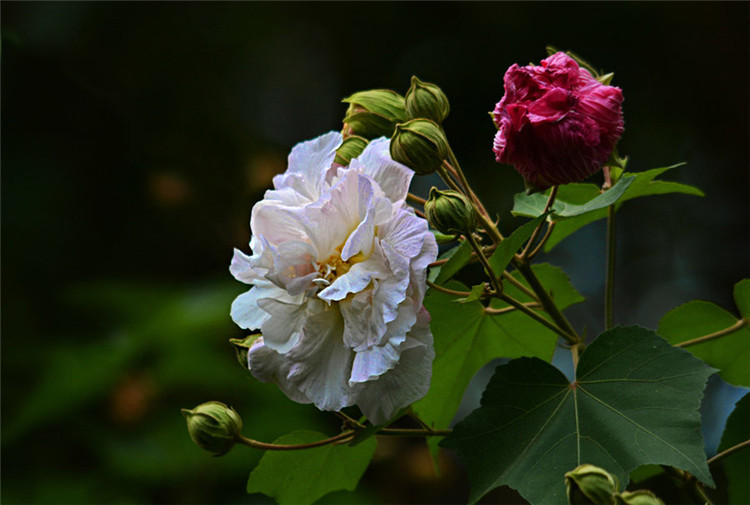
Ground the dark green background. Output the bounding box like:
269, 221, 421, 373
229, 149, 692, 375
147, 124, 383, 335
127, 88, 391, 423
2, 2, 748, 504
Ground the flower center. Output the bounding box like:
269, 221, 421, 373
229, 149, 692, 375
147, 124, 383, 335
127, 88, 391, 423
315, 242, 367, 287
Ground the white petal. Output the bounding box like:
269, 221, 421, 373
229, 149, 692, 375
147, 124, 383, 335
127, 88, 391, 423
229, 248, 258, 284
356, 308, 434, 425
230, 286, 273, 330
251, 200, 311, 246
258, 297, 309, 353
247, 337, 311, 405
349, 137, 414, 203
285, 307, 360, 412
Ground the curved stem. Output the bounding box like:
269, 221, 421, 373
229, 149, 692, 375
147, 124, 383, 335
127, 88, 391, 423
527, 222, 556, 260
407, 192, 426, 205
427, 279, 471, 297
238, 431, 356, 451
676, 319, 748, 348
521, 186, 558, 260
604, 205, 617, 330
707, 439, 750, 466
484, 302, 540, 315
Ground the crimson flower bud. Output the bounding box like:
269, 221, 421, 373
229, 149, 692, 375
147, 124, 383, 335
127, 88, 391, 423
492, 52, 624, 191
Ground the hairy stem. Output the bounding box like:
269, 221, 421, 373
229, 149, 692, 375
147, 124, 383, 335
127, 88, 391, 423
676, 319, 748, 348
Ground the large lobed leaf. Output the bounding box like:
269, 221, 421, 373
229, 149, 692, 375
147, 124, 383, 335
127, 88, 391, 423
512, 164, 704, 251
247, 430, 376, 505
441, 326, 716, 505
415, 264, 583, 439
658, 279, 750, 387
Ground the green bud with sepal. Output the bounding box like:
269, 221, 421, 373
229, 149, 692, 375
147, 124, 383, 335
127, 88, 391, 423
615, 490, 665, 505
334, 135, 368, 166
405, 76, 450, 123
229, 333, 261, 369
565, 464, 619, 505
389, 118, 448, 175
342, 89, 407, 139
424, 187, 476, 236
182, 401, 243, 456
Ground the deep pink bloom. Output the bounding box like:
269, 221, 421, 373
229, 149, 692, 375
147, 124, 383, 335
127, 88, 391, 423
492, 52, 624, 190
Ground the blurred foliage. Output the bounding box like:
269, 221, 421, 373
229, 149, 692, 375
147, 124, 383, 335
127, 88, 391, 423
1, 2, 748, 504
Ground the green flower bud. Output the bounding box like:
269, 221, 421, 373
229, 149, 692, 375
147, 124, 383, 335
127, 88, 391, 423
182, 401, 243, 456
424, 188, 476, 236
565, 464, 619, 505
615, 490, 665, 505
389, 119, 448, 175
342, 89, 407, 139
229, 334, 261, 369
334, 135, 369, 166
405, 76, 450, 123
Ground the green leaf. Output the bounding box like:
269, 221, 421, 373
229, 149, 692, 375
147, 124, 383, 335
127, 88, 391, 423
512, 164, 704, 251
487, 214, 546, 276
247, 430, 376, 505
414, 264, 583, 440
658, 300, 749, 387
717, 393, 749, 504
457, 283, 486, 303
734, 279, 750, 319
512, 175, 634, 219
428, 239, 472, 284
441, 326, 716, 505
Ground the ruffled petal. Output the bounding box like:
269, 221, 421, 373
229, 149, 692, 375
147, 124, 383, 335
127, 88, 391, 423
356, 308, 434, 425
348, 137, 414, 203
247, 337, 311, 405
258, 297, 312, 353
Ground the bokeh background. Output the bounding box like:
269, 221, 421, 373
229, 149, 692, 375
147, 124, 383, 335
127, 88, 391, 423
2, 2, 748, 504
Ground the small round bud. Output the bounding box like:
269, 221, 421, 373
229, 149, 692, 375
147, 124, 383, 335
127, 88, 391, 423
389, 119, 448, 175
334, 135, 369, 166
616, 490, 665, 505
405, 76, 450, 123
342, 89, 407, 139
182, 401, 243, 456
564, 464, 619, 505
424, 188, 476, 236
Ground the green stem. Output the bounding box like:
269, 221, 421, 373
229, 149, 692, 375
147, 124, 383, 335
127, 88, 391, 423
502, 271, 541, 302
237, 431, 355, 451
427, 279, 471, 297
521, 186, 558, 260
707, 438, 750, 466
676, 319, 748, 348
605, 204, 616, 330
497, 292, 577, 342
379, 428, 452, 437
514, 261, 580, 346
466, 234, 502, 294
527, 222, 555, 260
484, 302, 540, 315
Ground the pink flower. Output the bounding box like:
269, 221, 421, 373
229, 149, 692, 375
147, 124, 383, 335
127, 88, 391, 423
492, 52, 624, 190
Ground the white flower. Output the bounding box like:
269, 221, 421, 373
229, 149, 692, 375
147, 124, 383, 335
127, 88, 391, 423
230, 131, 438, 424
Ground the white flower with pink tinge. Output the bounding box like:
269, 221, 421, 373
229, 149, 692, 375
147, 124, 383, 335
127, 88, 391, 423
230, 131, 437, 424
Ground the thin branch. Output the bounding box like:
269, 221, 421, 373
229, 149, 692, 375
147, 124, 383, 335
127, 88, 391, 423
238, 431, 355, 451
527, 221, 556, 260
604, 204, 616, 330
427, 279, 471, 297
502, 271, 540, 302
520, 186, 558, 260
407, 192, 426, 205
497, 292, 577, 342
675, 319, 748, 348
484, 302, 540, 315
466, 234, 502, 294
707, 439, 750, 466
